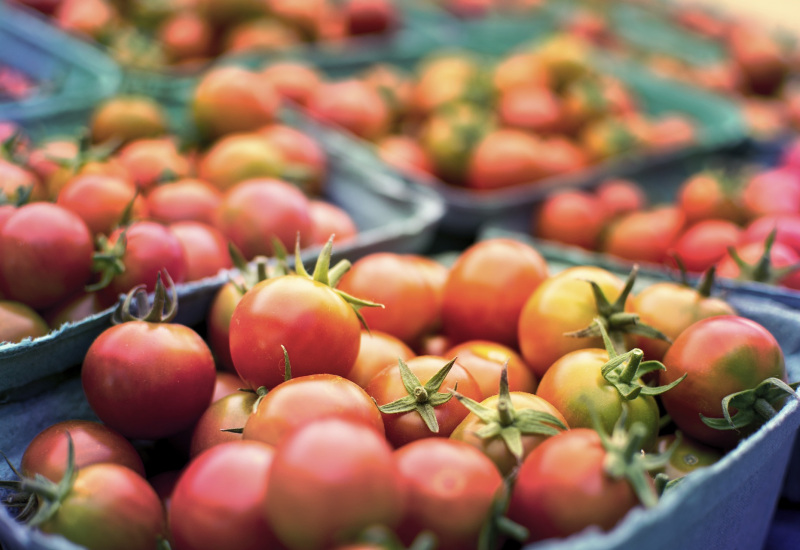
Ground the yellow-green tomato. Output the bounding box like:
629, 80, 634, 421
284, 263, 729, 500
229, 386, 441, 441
536, 348, 661, 452
655, 433, 724, 480
450, 392, 569, 476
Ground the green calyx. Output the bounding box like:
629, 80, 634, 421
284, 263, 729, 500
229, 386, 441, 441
0, 184, 32, 208
348, 524, 438, 550
670, 253, 720, 298
112, 270, 178, 324
377, 358, 457, 433
294, 234, 383, 330
594, 319, 687, 400
87, 231, 128, 293
227, 240, 288, 295
453, 364, 566, 461
478, 474, 529, 550
595, 406, 678, 509
564, 265, 672, 353
700, 377, 800, 432
727, 228, 800, 285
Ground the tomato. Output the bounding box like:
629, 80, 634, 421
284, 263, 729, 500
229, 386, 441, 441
498, 84, 563, 134
145, 178, 223, 226
158, 11, 213, 64
169, 441, 281, 550
56, 174, 147, 236
192, 67, 280, 140
594, 178, 646, 219
214, 178, 313, 260
365, 355, 483, 447
81, 284, 217, 440
41, 292, 107, 329
677, 170, 743, 225
629, 280, 736, 361
360, 64, 413, 122
0, 300, 49, 344
655, 432, 723, 481
258, 124, 327, 196
343, 0, 398, 35
728, 24, 789, 96
308, 200, 358, 246
261, 61, 322, 107
0, 202, 93, 310
507, 428, 650, 543
517, 266, 629, 379
206, 281, 245, 372
307, 80, 391, 141
198, 0, 269, 26
197, 132, 285, 191
0, 158, 44, 203
533, 190, 608, 250
229, 244, 365, 389
536, 347, 664, 451
376, 135, 435, 178
337, 253, 441, 347
739, 214, 800, 255
187, 391, 256, 457
601, 206, 686, 265
265, 417, 406, 550
645, 114, 697, 151
443, 340, 537, 396
55, 0, 119, 41
95, 221, 188, 308
669, 219, 742, 273
410, 53, 483, 117
347, 330, 416, 388
169, 221, 232, 282
441, 238, 549, 348
116, 138, 191, 192
717, 238, 800, 290
37, 463, 166, 550
492, 52, 551, 95
21, 420, 145, 482
660, 315, 787, 448
466, 129, 548, 190
89, 95, 168, 145
243, 374, 383, 446
393, 438, 503, 550
740, 168, 800, 220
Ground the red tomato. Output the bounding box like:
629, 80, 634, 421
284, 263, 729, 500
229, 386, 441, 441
38, 463, 166, 550
595, 178, 647, 218
739, 214, 800, 255
443, 340, 538, 396
0, 300, 49, 344
158, 11, 213, 63
0, 202, 93, 310
197, 133, 284, 191
229, 261, 364, 389
261, 61, 322, 107
206, 281, 245, 372
534, 190, 608, 250
466, 129, 548, 190
442, 238, 548, 348
394, 439, 503, 550
677, 170, 743, 225
498, 85, 563, 134
717, 239, 800, 290
343, 0, 398, 35
347, 330, 416, 388
21, 420, 145, 482
116, 138, 191, 192
258, 124, 327, 196
0, 158, 45, 203
56, 174, 147, 236
265, 417, 406, 550
169, 441, 281, 550
376, 134, 435, 178
365, 355, 483, 447
308, 200, 358, 246
192, 67, 280, 139
670, 219, 742, 273
660, 316, 787, 448
337, 253, 441, 347
211, 371, 246, 403
145, 178, 222, 226
169, 221, 232, 282
507, 428, 646, 542
601, 206, 686, 265
189, 390, 258, 457
214, 178, 313, 260
492, 52, 551, 95
243, 374, 383, 446
740, 168, 800, 220
307, 80, 391, 140
81, 301, 217, 440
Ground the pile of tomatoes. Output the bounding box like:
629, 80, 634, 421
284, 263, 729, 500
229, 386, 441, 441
2, 234, 795, 550
531, 137, 800, 291
0, 65, 362, 346
11, 0, 401, 70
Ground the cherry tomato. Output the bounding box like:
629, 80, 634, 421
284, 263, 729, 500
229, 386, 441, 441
116, 138, 191, 192
601, 206, 686, 265
466, 129, 547, 190
145, 178, 223, 226
169, 221, 232, 282
206, 281, 245, 372
89, 95, 168, 145
739, 214, 800, 255
307, 80, 391, 141
347, 330, 416, 389
595, 178, 647, 219
443, 340, 538, 396
534, 190, 608, 250
0, 300, 49, 344
670, 219, 742, 273
169, 440, 281, 550
441, 238, 549, 348
677, 171, 743, 225
394, 438, 503, 550
20, 420, 145, 482
189, 390, 257, 457
265, 417, 406, 550
717, 239, 800, 290
261, 61, 322, 107
56, 173, 147, 237
740, 168, 800, 220
197, 133, 284, 191
259, 124, 327, 196
308, 200, 358, 246
655, 432, 723, 481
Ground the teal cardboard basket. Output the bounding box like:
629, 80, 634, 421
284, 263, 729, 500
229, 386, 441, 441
0, 2, 121, 136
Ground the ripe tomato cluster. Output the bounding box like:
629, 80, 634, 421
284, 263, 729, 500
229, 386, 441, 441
532, 138, 800, 292
12, 0, 400, 70
269, 32, 697, 192
4, 236, 794, 550
0, 63, 365, 346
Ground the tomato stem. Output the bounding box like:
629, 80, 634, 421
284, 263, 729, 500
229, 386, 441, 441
754, 397, 778, 420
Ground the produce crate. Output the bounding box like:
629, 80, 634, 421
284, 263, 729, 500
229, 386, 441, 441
234, 20, 746, 236
0, 2, 122, 136
0, 115, 445, 401
0, 246, 798, 550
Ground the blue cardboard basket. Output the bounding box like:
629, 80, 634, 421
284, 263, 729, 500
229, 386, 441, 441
0, 2, 121, 137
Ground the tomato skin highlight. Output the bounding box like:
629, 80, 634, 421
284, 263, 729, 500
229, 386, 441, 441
82, 322, 217, 440
265, 418, 407, 550
507, 428, 643, 543
230, 275, 362, 389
